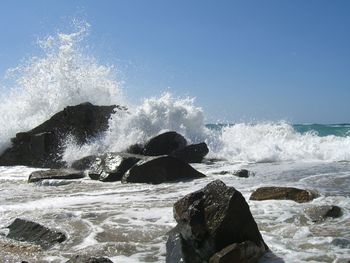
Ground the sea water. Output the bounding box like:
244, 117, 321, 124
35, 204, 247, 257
0, 24, 349, 263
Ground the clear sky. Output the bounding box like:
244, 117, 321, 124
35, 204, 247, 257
0, 0, 349, 123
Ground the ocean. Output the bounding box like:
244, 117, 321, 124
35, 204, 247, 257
0, 25, 349, 262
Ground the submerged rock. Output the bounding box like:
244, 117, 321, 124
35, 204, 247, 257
122, 155, 205, 184
166, 180, 268, 263
171, 142, 209, 163
143, 131, 187, 156
0, 102, 122, 168
304, 205, 342, 222
6, 218, 66, 249
233, 169, 250, 178
65, 255, 113, 263
28, 168, 84, 183
250, 186, 317, 203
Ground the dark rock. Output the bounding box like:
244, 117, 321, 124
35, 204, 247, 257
122, 155, 205, 184
331, 238, 350, 249
233, 169, 250, 178
65, 255, 113, 263
143, 131, 187, 156
98, 153, 141, 182
305, 205, 342, 222
0, 102, 121, 168
209, 241, 265, 263
125, 143, 144, 155
171, 142, 209, 163
166, 180, 268, 262
250, 186, 317, 203
28, 168, 85, 183
6, 218, 66, 249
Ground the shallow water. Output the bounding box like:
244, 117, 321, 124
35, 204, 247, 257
0, 161, 349, 263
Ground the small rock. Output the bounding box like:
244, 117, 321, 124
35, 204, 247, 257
305, 205, 342, 222
233, 169, 250, 178
122, 156, 205, 184
331, 238, 350, 249
6, 218, 66, 249
28, 169, 85, 183
143, 131, 187, 156
250, 186, 317, 203
65, 255, 113, 263
171, 142, 209, 163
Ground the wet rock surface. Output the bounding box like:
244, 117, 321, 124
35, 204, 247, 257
122, 155, 205, 184
171, 142, 209, 163
166, 180, 267, 263
250, 186, 317, 203
304, 205, 342, 222
65, 255, 113, 263
142, 131, 187, 156
6, 218, 66, 249
28, 168, 84, 183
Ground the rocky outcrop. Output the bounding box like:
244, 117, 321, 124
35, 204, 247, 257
304, 205, 342, 222
122, 156, 205, 184
0, 102, 122, 168
171, 142, 209, 163
6, 218, 66, 249
143, 131, 187, 156
250, 186, 317, 203
28, 169, 85, 183
166, 180, 268, 263
65, 255, 113, 263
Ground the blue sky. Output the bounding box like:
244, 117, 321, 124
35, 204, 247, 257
0, 0, 349, 123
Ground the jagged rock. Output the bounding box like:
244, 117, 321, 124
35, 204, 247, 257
65, 255, 113, 263
171, 142, 209, 163
0, 102, 121, 168
97, 153, 141, 182
166, 180, 268, 263
209, 241, 265, 263
304, 205, 342, 222
122, 156, 205, 184
143, 131, 187, 156
28, 169, 85, 183
250, 186, 317, 203
6, 218, 66, 249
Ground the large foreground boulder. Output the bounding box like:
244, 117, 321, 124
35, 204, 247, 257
122, 156, 205, 184
0, 102, 122, 168
166, 180, 268, 263
28, 169, 85, 183
6, 218, 66, 249
250, 186, 317, 203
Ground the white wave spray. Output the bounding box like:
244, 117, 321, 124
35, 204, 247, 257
1, 23, 350, 164
0, 22, 124, 153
